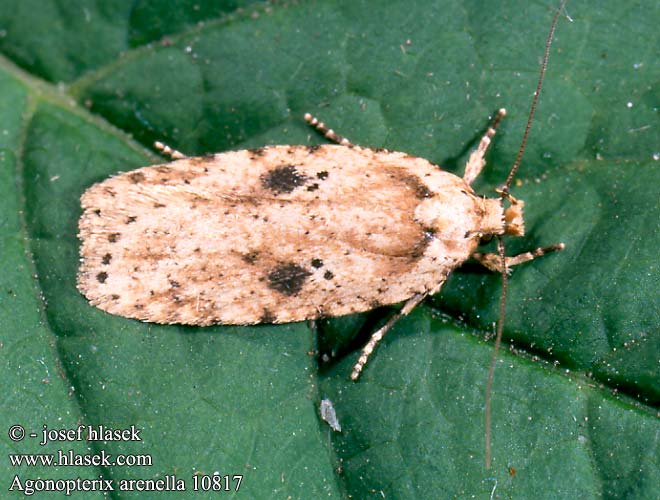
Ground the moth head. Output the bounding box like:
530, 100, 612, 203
503, 199, 525, 237
472, 195, 525, 241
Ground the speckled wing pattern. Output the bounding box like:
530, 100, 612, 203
78, 145, 489, 325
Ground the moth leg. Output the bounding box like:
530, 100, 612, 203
351, 292, 427, 381
154, 141, 187, 160
304, 113, 354, 146
463, 108, 507, 185
472, 243, 565, 273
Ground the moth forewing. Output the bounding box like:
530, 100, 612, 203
77, 145, 510, 327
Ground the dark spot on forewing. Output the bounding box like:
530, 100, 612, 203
260, 309, 276, 323
248, 147, 266, 157
129, 172, 145, 183
261, 165, 308, 194
108, 233, 120, 243
188, 154, 216, 165
267, 263, 311, 296
317, 170, 329, 180
102, 253, 112, 265
323, 270, 334, 280
401, 173, 434, 199
415, 184, 434, 199
311, 258, 323, 268
382, 167, 435, 200
410, 228, 436, 260
96, 272, 108, 283
242, 251, 260, 264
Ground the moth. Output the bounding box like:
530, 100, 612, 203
77, 113, 561, 370
77, 0, 568, 469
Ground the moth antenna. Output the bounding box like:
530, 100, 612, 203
487, 0, 568, 470
485, 236, 508, 470
502, 0, 568, 194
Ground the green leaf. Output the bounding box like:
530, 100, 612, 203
1, 1, 658, 499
